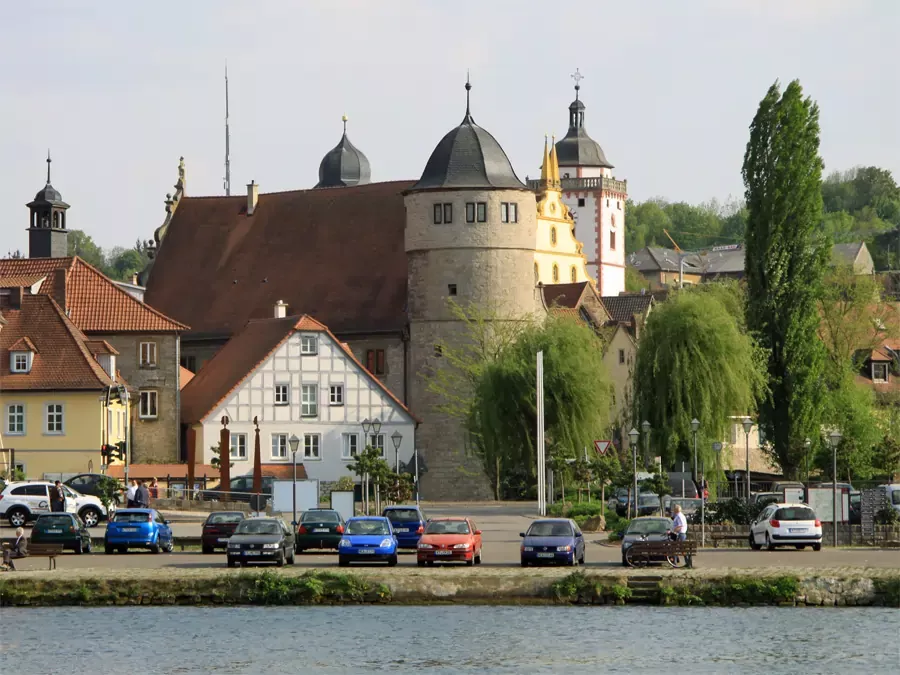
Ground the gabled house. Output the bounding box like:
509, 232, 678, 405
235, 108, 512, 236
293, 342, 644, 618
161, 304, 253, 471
180, 307, 418, 495
857, 341, 900, 402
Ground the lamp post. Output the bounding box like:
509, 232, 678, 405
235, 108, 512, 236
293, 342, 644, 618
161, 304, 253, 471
690, 418, 701, 547
391, 430, 403, 474
742, 417, 753, 503
628, 428, 639, 519
641, 420, 651, 469
361, 419, 372, 514
829, 430, 842, 547
288, 434, 300, 527
804, 438, 812, 488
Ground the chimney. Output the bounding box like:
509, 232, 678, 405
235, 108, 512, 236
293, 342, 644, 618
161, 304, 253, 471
274, 300, 287, 318
53, 268, 67, 312
247, 180, 258, 216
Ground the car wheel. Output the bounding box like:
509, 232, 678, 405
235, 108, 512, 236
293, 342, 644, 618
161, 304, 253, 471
202, 545, 213, 554
417, 560, 426, 567
812, 543, 822, 551
74, 539, 84, 555
79, 508, 101, 528
275, 550, 285, 567
387, 554, 398, 567
794, 544, 804, 550
150, 544, 160, 554
105, 545, 114, 555
520, 560, 528, 567
466, 557, 475, 567
118, 546, 128, 554
338, 557, 349, 567
475, 550, 483, 565
227, 558, 237, 568
7, 508, 28, 528
765, 533, 776, 551
621, 554, 629, 567
165, 540, 174, 553
749, 532, 762, 551
578, 553, 585, 565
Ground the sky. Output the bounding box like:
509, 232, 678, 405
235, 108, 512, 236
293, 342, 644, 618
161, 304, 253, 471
0, 0, 897, 252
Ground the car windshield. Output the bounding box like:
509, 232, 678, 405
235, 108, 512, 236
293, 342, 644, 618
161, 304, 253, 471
37, 515, 73, 527
347, 520, 391, 536
114, 512, 151, 523
208, 513, 244, 525
425, 520, 470, 535
773, 507, 816, 521
385, 509, 420, 522
301, 511, 340, 523
626, 520, 670, 535
235, 521, 282, 535
527, 522, 573, 537
639, 495, 659, 505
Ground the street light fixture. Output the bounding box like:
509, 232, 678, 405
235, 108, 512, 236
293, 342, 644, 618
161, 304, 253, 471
288, 434, 300, 526
628, 428, 639, 519
829, 430, 842, 548
742, 417, 753, 503
690, 418, 702, 547
804, 438, 812, 486
391, 430, 403, 474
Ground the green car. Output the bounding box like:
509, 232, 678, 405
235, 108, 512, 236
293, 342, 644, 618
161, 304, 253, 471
295, 509, 345, 552
31, 513, 93, 554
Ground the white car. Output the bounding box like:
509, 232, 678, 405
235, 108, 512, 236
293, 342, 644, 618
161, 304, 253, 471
749, 502, 822, 551
0, 481, 110, 528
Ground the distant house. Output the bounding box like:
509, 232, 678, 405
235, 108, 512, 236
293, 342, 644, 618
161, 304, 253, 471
832, 242, 875, 275
857, 340, 900, 402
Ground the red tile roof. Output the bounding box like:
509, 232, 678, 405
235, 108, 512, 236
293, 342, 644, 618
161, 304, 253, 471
0, 295, 119, 390
143, 182, 414, 337
8, 336, 38, 353
542, 282, 589, 309
180, 365, 195, 388
181, 313, 418, 424
0, 274, 47, 288
0, 257, 187, 333
83, 340, 119, 356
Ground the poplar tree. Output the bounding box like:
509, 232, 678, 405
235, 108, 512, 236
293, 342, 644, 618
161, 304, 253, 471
743, 80, 828, 476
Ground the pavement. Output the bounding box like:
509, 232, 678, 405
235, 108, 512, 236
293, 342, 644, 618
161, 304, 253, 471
2, 503, 898, 574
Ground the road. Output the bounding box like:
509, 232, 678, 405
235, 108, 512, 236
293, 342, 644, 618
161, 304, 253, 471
3, 504, 897, 572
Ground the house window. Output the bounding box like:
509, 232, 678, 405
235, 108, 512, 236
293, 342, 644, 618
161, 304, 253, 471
139, 342, 158, 368
304, 433, 321, 460
230, 433, 248, 460
45, 403, 64, 434
330, 384, 344, 405
366, 349, 386, 375
500, 202, 518, 223
271, 433, 288, 459
139, 391, 158, 419
300, 335, 318, 355
275, 384, 290, 406
552, 264, 559, 283
301, 384, 318, 417
342, 433, 359, 459
476, 202, 486, 222
610, 231, 616, 250
443, 203, 453, 223
465, 203, 476, 223
570, 267, 577, 283
11, 352, 30, 373
448, 284, 457, 296
618, 349, 625, 365
370, 433, 385, 458
578, 198, 586, 207
6, 404, 24, 435
873, 362, 889, 383
550, 227, 557, 246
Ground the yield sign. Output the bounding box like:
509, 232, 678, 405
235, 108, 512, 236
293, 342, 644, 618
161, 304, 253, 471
594, 440, 612, 455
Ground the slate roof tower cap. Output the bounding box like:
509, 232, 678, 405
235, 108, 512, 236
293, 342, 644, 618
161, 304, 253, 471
314, 115, 371, 188
409, 76, 526, 192
555, 70, 614, 169
28, 151, 69, 208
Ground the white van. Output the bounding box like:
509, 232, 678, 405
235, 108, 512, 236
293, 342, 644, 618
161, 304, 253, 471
879, 484, 900, 516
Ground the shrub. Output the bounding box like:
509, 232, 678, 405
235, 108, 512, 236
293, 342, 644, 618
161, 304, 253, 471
567, 502, 606, 518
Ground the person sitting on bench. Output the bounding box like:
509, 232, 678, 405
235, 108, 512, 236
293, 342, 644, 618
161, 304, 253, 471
2, 527, 28, 571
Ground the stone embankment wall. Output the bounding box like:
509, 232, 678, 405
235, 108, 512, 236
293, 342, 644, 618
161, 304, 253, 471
686, 524, 900, 548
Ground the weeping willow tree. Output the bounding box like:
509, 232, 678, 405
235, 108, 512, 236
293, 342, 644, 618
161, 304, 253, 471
633, 286, 767, 473
470, 315, 613, 496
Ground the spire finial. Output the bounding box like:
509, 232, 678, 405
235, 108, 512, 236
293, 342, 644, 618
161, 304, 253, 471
571, 68, 583, 100
465, 70, 472, 117
46, 149, 52, 184
342, 114, 348, 134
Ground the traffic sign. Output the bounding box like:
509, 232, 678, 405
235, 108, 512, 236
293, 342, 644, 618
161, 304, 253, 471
712, 442, 723, 453
593, 440, 612, 455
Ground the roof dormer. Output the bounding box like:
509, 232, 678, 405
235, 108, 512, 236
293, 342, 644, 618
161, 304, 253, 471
8, 336, 37, 374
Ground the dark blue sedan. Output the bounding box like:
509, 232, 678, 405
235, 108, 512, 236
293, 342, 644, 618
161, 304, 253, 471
382, 505, 427, 549
104, 509, 174, 554
520, 518, 585, 567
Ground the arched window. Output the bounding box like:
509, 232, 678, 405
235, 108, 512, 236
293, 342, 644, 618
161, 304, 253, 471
550, 227, 557, 246
552, 264, 559, 283
570, 266, 577, 282
534, 262, 539, 283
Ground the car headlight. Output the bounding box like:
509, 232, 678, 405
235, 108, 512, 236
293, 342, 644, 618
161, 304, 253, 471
228, 543, 240, 549
522, 546, 534, 552
453, 543, 470, 549
417, 542, 433, 550
557, 545, 571, 552
379, 538, 394, 548
622, 541, 632, 550
339, 539, 351, 548
262, 543, 280, 549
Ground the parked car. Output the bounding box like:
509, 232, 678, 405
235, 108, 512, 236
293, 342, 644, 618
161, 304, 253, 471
749, 503, 822, 551
668, 476, 699, 498
31, 513, 93, 554
65, 473, 123, 506
636, 494, 662, 517
416, 517, 483, 567
520, 518, 584, 567
201, 511, 246, 553
620, 517, 674, 566
608, 488, 629, 510
0, 481, 108, 528
199, 476, 276, 503
771, 481, 806, 497
381, 506, 427, 548
338, 516, 398, 567
296, 509, 345, 552
104, 508, 174, 554
663, 497, 702, 518
615, 489, 657, 517
226, 517, 295, 567
751, 492, 783, 509
879, 484, 900, 516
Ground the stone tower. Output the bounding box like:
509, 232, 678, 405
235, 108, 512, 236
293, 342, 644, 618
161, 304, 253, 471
405, 80, 538, 500
27, 153, 70, 259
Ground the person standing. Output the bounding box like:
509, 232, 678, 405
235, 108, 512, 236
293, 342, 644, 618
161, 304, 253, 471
126, 479, 138, 508
672, 504, 688, 541
2, 527, 28, 571
134, 480, 151, 509
50, 481, 65, 513
149, 478, 159, 500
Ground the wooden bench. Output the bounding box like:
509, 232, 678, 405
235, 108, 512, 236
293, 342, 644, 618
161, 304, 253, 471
24, 543, 65, 570
626, 540, 697, 568
711, 533, 749, 548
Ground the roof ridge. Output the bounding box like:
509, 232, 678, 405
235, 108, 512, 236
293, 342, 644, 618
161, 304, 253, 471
180, 180, 417, 200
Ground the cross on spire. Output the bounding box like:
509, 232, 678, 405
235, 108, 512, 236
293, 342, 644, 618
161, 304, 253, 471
46, 150, 52, 184
571, 68, 584, 99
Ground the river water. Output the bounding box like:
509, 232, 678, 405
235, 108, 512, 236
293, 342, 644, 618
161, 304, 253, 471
2, 606, 897, 674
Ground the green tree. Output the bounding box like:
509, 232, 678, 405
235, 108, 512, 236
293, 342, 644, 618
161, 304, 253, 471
743, 79, 829, 477
633, 285, 766, 472
67, 230, 107, 271
107, 247, 148, 282
625, 266, 650, 292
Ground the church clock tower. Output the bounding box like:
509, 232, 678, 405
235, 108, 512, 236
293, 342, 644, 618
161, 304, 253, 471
27, 153, 70, 259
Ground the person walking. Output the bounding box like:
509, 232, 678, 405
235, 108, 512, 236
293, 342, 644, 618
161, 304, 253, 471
1, 527, 28, 571
149, 478, 159, 500
126, 479, 138, 508
50, 481, 66, 513
671, 503, 690, 566
134, 480, 151, 509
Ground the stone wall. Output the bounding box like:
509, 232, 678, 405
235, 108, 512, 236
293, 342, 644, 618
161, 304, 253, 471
341, 333, 407, 406
687, 523, 900, 547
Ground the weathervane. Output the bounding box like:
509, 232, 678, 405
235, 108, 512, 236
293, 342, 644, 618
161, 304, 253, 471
571, 68, 584, 99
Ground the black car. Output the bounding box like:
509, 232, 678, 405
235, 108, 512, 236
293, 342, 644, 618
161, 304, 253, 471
31, 513, 93, 553
65, 473, 123, 505
200, 476, 276, 504
226, 517, 295, 567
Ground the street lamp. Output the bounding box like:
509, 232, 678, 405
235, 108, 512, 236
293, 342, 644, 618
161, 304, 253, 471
804, 438, 812, 486
391, 430, 403, 473
829, 430, 842, 548
742, 418, 753, 503
628, 428, 639, 519
288, 434, 300, 526
690, 418, 702, 547
641, 420, 651, 468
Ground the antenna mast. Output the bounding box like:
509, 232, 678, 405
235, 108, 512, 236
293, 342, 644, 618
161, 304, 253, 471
224, 62, 231, 196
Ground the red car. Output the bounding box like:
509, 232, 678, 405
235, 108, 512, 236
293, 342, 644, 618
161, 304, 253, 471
201, 511, 246, 553
416, 517, 483, 566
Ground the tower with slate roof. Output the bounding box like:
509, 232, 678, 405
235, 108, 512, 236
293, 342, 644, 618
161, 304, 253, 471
27, 153, 70, 258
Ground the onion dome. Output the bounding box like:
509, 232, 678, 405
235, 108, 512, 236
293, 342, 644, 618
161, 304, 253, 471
410, 78, 525, 191
314, 116, 371, 188
554, 71, 613, 169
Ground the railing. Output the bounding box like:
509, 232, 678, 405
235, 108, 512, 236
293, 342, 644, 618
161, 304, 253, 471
525, 176, 628, 193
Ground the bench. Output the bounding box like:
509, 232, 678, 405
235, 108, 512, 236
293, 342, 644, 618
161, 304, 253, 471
626, 540, 697, 568
24, 543, 64, 570
710, 533, 749, 548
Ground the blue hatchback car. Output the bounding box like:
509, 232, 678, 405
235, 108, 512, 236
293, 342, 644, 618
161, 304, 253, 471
382, 505, 427, 549
338, 516, 398, 566
104, 508, 174, 554
520, 518, 585, 567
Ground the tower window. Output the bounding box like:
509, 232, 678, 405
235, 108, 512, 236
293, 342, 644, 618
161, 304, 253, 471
447, 284, 457, 296
466, 203, 475, 223
606, 199, 610, 207
366, 349, 386, 375
443, 203, 453, 223
611, 214, 616, 227
477, 202, 486, 222
578, 198, 585, 207
610, 231, 616, 250
552, 264, 559, 283
570, 266, 577, 283
550, 227, 557, 246
433, 204, 442, 224
617, 201, 621, 209
433, 203, 452, 224
500, 203, 518, 223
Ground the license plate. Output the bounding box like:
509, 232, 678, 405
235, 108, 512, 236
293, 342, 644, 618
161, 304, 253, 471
536, 552, 555, 558
243, 551, 261, 556
47, 529, 62, 534
435, 550, 452, 556
789, 528, 807, 533
218, 537, 229, 542
123, 528, 138, 532
313, 528, 329, 533
395, 528, 409, 532
357, 549, 375, 554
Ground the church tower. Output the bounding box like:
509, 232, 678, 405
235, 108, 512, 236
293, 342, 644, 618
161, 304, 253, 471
27, 153, 70, 259
405, 78, 538, 500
